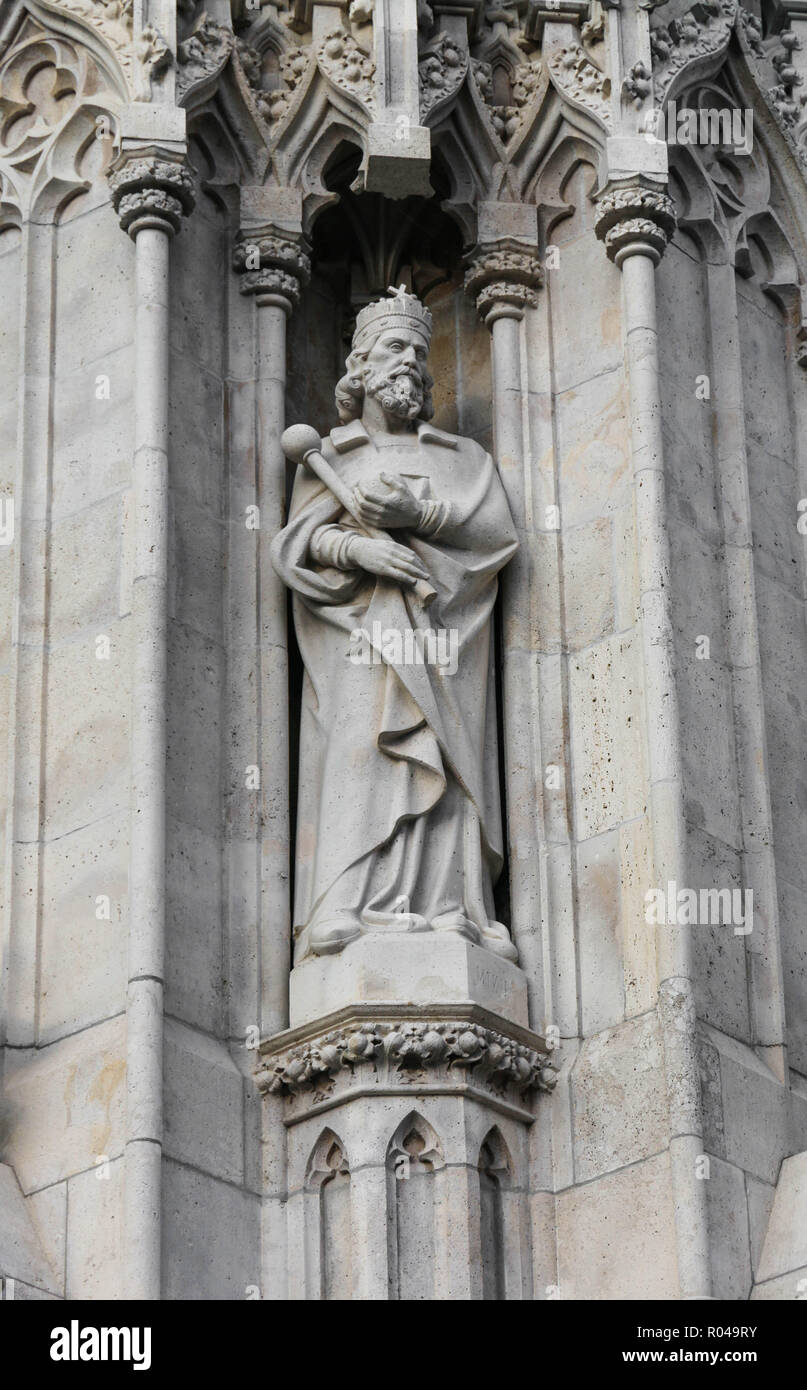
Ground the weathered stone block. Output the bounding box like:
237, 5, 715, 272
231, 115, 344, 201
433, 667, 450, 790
571, 1014, 666, 1181
556, 1151, 679, 1299
162, 1160, 260, 1300
705, 1155, 752, 1300
556, 368, 631, 527
3, 1016, 126, 1192
164, 1020, 244, 1185
39, 810, 128, 1044
65, 1156, 124, 1300
569, 630, 645, 840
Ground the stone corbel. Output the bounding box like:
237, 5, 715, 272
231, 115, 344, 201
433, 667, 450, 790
176, 14, 235, 109
288, 0, 350, 38
108, 102, 195, 235
539, 4, 613, 131
108, 154, 195, 237
524, 0, 592, 43
430, 1, 488, 43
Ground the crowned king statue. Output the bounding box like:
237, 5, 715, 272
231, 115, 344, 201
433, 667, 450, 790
272, 286, 519, 962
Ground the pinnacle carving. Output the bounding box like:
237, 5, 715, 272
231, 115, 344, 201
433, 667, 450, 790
177, 16, 234, 103
648, 0, 738, 107
419, 32, 468, 119
472, 56, 544, 143
237, 42, 312, 127
547, 42, 612, 129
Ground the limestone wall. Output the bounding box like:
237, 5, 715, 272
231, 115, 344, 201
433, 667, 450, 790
1, 170, 134, 1299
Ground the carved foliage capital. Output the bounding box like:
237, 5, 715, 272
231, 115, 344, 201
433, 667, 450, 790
108, 156, 195, 237
232, 230, 312, 308
464, 239, 543, 324
594, 182, 677, 265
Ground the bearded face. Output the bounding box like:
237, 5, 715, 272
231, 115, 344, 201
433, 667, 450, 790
335, 324, 436, 424
364, 360, 429, 420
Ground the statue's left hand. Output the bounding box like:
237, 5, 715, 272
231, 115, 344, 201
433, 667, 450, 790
351, 473, 422, 530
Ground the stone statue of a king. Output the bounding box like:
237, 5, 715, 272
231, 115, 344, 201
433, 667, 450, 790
272, 286, 519, 963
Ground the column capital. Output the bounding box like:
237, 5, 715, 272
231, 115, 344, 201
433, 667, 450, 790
232, 228, 312, 314
108, 154, 195, 239
464, 237, 543, 326
594, 179, 677, 268
107, 106, 194, 239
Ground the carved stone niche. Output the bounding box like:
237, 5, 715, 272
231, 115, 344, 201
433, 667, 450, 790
257, 937, 555, 1300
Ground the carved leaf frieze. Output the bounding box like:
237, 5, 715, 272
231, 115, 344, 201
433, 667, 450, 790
735, 7, 807, 174
261, 1018, 558, 1104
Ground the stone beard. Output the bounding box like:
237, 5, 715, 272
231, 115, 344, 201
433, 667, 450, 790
272, 288, 519, 962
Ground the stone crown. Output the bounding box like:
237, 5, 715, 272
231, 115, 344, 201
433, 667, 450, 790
353, 284, 432, 350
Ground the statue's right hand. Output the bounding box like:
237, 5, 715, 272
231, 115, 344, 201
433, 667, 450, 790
348, 536, 431, 588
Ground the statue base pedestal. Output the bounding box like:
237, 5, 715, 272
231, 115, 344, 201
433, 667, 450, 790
257, 938, 555, 1300
289, 932, 529, 1029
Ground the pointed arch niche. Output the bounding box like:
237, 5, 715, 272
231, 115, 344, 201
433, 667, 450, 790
385, 1112, 445, 1302
305, 1128, 353, 1300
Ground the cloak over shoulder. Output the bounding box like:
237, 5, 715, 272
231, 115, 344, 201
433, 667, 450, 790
270, 419, 518, 932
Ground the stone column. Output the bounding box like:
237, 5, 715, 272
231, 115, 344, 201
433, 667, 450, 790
464, 233, 545, 1024
232, 223, 311, 1041
595, 180, 712, 1300
108, 143, 194, 1301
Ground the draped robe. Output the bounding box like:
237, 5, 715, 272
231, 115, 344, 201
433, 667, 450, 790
271, 418, 519, 961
